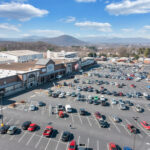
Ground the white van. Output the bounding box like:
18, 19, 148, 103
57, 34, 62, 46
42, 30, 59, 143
65, 105, 72, 113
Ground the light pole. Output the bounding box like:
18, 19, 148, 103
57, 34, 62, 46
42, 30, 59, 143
0, 91, 4, 127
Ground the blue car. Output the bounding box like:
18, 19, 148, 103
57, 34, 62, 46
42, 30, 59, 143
124, 146, 132, 150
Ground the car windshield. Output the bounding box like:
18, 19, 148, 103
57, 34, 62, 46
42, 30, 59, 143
69, 145, 75, 148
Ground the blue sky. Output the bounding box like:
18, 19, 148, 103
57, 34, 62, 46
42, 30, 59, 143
0, 0, 150, 39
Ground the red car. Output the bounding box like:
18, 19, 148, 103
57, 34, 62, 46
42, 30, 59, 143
94, 111, 103, 120
130, 84, 136, 88
43, 126, 53, 137
58, 111, 64, 118
109, 143, 118, 150
68, 140, 76, 150
140, 121, 150, 130
127, 124, 137, 133
118, 92, 123, 96
28, 123, 37, 131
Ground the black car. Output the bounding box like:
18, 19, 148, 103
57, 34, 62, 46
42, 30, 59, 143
95, 89, 100, 94
38, 101, 45, 107
87, 99, 93, 104
0, 125, 10, 134
79, 108, 87, 115
125, 100, 133, 106
99, 120, 108, 128
93, 100, 99, 105
52, 93, 58, 98
22, 121, 31, 130
61, 131, 71, 142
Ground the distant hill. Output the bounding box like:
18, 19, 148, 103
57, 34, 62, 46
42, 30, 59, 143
82, 36, 150, 45
0, 35, 87, 46
42, 35, 86, 46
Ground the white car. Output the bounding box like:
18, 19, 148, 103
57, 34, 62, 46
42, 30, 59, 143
66, 92, 71, 96
29, 105, 36, 111
65, 105, 72, 113
135, 104, 142, 112
59, 93, 64, 98
56, 75, 62, 79
112, 115, 120, 123
119, 104, 126, 110
111, 99, 117, 105
100, 95, 105, 101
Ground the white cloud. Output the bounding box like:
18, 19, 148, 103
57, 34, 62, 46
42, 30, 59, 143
143, 25, 150, 30
121, 28, 134, 32
75, 0, 96, 2
0, 2, 48, 21
75, 21, 112, 32
0, 23, 20, 32
60, 16, 76, 23
65, 16, 76, 23
31, 29, 64, 37
106, 0, 150, 15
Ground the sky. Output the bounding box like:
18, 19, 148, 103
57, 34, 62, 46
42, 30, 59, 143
0, 0, 150, 39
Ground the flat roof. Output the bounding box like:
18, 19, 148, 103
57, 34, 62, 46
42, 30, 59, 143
0, 50, 42, 56
0, 61, 37, 71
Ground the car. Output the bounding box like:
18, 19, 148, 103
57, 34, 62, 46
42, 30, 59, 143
87, 99, 93, 104
119, 99, 125, 104
43, 126, 53, 137
58, 110, 64, 118
71, 92, 76, 97
101, 100, 107, 106
65, 105, 72, 113
111, 99, 117, 105
68, 140, 76, 150
77, 144, 86, 150
119, 104, 126, 110
59, 93, 65, 98
61, 131, 71, 142
22, 121, 32, 130
93, 100, 99, 105
94, 96, 99, 101
0, 125, 10, 134
56, 75, 63, 79
130, 84, 136, 88
127, 124, 138, 134
79, 108, 87, 115
57, 104, 64, 111
135, 104, 142, 112
66, 92, 71, 96
125, 100, 133, 106
38, 101, 45, 107
109, 143, 118, 150
99, 120, 108, 128
140, 121, 150, 130
28, 123, 37, 131
112, 116, 120, 123
7, 126, 17, 135
123, 146, 132, 150
29, 105, 37, 111
94, 112, 103, 120
52, 93, 58, 98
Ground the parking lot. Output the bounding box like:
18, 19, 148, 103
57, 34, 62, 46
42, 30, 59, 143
0, 63, 150, 150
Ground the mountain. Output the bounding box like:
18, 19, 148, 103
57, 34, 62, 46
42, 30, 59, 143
0, 35, 86, 46
42, 35, 86, 46
82, 37, 150, 45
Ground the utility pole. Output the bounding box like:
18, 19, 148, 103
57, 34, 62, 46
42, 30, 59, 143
0, 91, 4, 127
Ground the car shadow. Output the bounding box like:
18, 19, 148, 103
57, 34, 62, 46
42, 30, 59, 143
36, 126, 41, 131
15, 128, 22, 135
72, 108, 77, 113
51, 129, 58, 138
65, 113, 69, 118
69, 134, 74, 142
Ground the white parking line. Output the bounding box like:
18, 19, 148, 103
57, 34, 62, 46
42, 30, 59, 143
97, 140, 99, 150
86, 117, 92, 127
18, 131, 27, 143
55, 132, 63, 150
87, 138, 89, 148
35, 135, 43, 149
92, 114, 100, 128
108, 116, 121, 133
44, 137, 52, 150
49, 105, 51, 116
125, 119, 131, 124
78, 136, 80, 145
26, 132, 36, 146
78, 114, 83, 124
71, 114, 74, 124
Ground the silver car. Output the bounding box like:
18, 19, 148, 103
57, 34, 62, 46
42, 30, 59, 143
7, 126, 17, 135
112, 115, 120, 123
29, 105, 36, 111
119, 104, 126, 110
